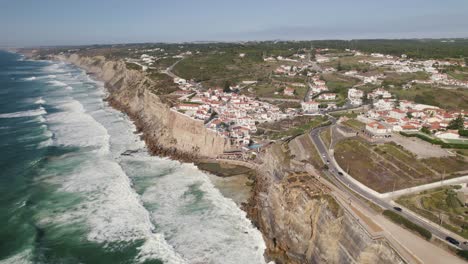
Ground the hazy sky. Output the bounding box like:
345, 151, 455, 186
1, 0, 468, 46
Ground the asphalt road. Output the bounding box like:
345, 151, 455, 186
309, 116, 468, 250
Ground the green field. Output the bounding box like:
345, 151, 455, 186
321, 73, 360, 105
320, 127, 332, 149
397, 186, 468, 239
390, 84, 468, 110
172, 49, 270, 86
382, 71, 430, 87
341, 118, 365, 130
146, 70, 179, 96
255, 116, 328, 140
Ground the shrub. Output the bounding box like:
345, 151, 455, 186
383, 210, 432, 240
457, 250, 468, 261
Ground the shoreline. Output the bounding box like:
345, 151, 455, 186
16, 50, 411, 264
42, 52, 262, 210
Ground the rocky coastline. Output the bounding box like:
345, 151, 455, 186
36, 52, 404, 264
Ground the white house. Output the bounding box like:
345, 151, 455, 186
301, 101, 320, 113
435, 130, 460, 140
368, 88, 392, 99
284, 87, 295, 96
177, 103, 200, 111
318, 93, 337, 101
348, 88, 364, 105
365, 122, 392, 137
373, 99, 395, 111
389, 109, 406, 119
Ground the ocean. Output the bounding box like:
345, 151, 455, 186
0, 51, 266, 264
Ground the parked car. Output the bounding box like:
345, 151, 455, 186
393, 207, 402, 212
446, 236, 460, 246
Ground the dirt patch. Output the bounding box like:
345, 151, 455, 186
388, 134, 454, 159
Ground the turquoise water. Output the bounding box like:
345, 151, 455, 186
0, 51, 266, 264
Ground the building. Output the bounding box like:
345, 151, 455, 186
368, 88, 392, 100
457, 187, 468, 206
348, 88, 364, 106
373, 99, 395, 111
365, 121, 392, 138
435, 130, 460, 140
284, 87, 295, 96
318, 93, 337, 101
301, 101, 319, 113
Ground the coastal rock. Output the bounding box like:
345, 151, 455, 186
245, 141, 404, 264
55, 53, 404, 264
59, 54, 231, 160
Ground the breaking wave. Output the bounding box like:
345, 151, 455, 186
0, 107, 46, 119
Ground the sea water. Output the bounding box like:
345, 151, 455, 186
0, 51, 266, 264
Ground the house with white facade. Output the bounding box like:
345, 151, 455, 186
318, 93, 337, 101
284, 87, 295, 96
365, 122, 392, 137
348, 88, 364, 106
301, 101, 320, 113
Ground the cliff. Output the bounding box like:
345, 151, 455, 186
56, 53, 404, 263
59, 54, 230, 159
245, 140, 405, 264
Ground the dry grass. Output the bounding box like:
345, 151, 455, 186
320, 127, 332, 149
334, 139, 467, 193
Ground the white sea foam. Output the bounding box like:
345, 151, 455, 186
36, 61, 266, 263
47, 80, 68, 87
46, 100, 109, 153
0, 107, 46, 119
39, 150, 186, 263
0, 249, 32, 264
35, 97, 46, 105
23, 75, 56, 81
133, 160, 267, 264
43, 63, 67, 73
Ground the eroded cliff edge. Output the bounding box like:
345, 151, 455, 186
55, 54, 404, 264
60, 54, 230, 160
245, 138, 405, 264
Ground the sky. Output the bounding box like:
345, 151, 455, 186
1, 0, 468, 46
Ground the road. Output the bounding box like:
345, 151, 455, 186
163, 58, 184, 79
309, 116, 468, 251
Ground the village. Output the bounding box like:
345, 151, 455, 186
156, 47, 468, 154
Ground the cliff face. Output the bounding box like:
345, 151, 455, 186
61, 54, 230, 159
59, 54, 403, 263
246, 141, 404, 264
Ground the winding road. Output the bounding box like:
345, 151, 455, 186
309, 115, 468, 252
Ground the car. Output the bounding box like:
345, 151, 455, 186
393, 207, 402, 212
338, 172, 343, 176
446, 236, 460, 246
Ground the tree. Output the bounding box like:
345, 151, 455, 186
459, 130, 468, 137
447, 115, 464, 130
319, 103, 328, 109
223, 81, 231, 93
337, 60, 343, 71
421, 126, 431, 135
406, 112, 413, 119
